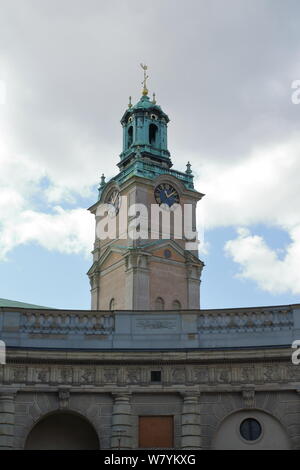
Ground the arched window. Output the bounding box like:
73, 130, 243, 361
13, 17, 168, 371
109, 298, 115, 310
155, 297, 165, 310
127, 126, 133, 148
149, 124, 158, 145
172, 300, 181, 310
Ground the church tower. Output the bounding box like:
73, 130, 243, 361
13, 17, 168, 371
88, 66, 204, 310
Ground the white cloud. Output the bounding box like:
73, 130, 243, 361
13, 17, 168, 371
193, 134, 300, 294
224, 226, 300, 295
0, 203, 93, 260
0, 132, 94, 260
0, 0, 300, 299
196, 134, 300, 230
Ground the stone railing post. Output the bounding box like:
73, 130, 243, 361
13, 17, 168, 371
0, 391, 16, 449
111, 393, 132, 449
181, 393, 201, 449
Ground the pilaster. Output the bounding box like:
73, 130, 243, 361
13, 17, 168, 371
186, 264, 202, 309
90, 271, 100, 310
124, 251, 150, 310
0, 391, 16, 449
181, 393, 201, 449
111, 393, 133, 449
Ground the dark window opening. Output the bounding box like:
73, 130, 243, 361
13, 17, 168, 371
149, 124, 158, 145
128, 126, 133, 148
172, 300, 181, 310
155, 297, 165, 310
151, 370, 162, 383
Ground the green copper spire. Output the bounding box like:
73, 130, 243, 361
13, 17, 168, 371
119, 64, 171, 171
106, 65, 195, 192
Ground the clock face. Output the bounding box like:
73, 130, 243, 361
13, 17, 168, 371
107, 189, 120, 216
154, 183, 180, 208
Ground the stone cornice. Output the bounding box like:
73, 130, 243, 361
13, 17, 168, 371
1, 303, 299, 314
5, 345, 292, 365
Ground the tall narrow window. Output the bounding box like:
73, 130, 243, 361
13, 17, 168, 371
127, 126, 133, 148
155, 297, 165, 310
149, 124, 158, 145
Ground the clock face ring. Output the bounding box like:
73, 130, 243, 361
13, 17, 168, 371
154, 183, 180, 208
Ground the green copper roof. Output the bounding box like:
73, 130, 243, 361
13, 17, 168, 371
121, 94, 169, 125
0, 298, 51, 309
111, 157, 195, 190
132, 94, 162, 111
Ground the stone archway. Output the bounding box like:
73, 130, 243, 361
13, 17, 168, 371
25, 411, 100, 450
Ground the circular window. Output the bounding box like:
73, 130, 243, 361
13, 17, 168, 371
240, 418, 262, 441
164, 249, 172, 259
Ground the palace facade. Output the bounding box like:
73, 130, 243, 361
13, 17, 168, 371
0, 76, 299, 450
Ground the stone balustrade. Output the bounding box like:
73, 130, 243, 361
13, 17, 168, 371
1, 304, 299, 349
197, 307, 293, 334
20, 311, 115, 335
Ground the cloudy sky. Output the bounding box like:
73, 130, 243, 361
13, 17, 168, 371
0, 0, 300, 309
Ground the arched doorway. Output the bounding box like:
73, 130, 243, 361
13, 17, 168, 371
25, 412, 100, 450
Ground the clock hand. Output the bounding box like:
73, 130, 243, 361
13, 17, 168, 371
166, 190, 177, 198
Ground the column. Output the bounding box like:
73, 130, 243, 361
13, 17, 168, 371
181, 393, 201, 449
111, 393, 132, 449
0, 392, 15, 449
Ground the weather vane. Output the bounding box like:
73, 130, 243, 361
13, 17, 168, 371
140, 63, 149, 96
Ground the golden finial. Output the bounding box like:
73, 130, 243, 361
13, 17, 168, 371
140, 63, 149, 96
152, 92, 156, 104
128, 96, 132, 108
